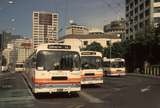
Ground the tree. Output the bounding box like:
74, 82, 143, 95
82, 42, 103, 53
103, 40, 130, 58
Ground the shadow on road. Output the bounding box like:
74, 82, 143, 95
34, 92, 79, 99
81, 84, 102, 89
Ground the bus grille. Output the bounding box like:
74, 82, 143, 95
85, 73, 95, 76
51, 77, 68, 80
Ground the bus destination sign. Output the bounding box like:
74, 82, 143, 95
81, 52, 96, 55
48, 45, 71, 49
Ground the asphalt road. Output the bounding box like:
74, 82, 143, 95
0, 72, 160, 108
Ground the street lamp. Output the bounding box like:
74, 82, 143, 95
8, 0, 16, 4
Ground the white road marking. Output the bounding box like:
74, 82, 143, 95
141, 86, 151, 93
79, 91, 104, 103
75, 105, 84, 108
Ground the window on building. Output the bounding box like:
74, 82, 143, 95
145, 0, 150, 8
154, 7, 160, 13
135, 7, 138, 14
154, 0, 160, 2
106, 41, 111, 46
135, 0, 138, 5
130, 10, 133, 16
134, 24, 138, 31
84, 41, 88, 46
126, 6, 129, 11
140, 3, 144, 11
130, 2, 134, 9
145, 9, 150, 17
154, 17, 160, 24
134, 16, 138, 22
139, 22, 144, 28
34, 13, 38, 17
140, 13, 144, 19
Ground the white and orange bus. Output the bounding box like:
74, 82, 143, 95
24, 43, 81, 94
80, 51, 103, 85
103, 58, 126, 76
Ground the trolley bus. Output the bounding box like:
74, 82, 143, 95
80, 51, 103, 85
24, 43, 81, 94
103, 58, 126, 76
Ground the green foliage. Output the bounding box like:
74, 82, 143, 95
103, 40, 130, 58
81, 25, 160, 73
82, 42, 103, 53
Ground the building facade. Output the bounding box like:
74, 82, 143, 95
65, 23, 89, 35
59, 34, 121, 49
12, 38, 33, 63
2, 44, 17, 66
104, 18, 125, 40
125, 0, 160, 39
32, 11, 59, 48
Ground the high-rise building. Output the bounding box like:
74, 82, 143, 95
32, 11, 59, 48
65, 23, 89, 35
125, 0, 160, 39
104, 18, 125, 40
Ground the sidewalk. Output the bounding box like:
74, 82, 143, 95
127, 73, 160, 79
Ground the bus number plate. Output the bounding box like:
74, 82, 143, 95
57, 89, 63, 92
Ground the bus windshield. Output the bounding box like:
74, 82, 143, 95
103, 61, 125, 68
81, 56, 102, 69
36, 51, 80, 71
16, 64, 24, 68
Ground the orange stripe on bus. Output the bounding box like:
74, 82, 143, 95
32, 78, 81, 84
81, 74, 103, 78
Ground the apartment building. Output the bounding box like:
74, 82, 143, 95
126, 0, 160, 39
32, 11, 59, 48
65, 23, 89, 35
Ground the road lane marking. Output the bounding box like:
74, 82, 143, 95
79, 91, 104, 103
75, 105, 84, 108
141, 86, 151, 93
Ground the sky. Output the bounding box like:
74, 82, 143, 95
0, 0, 125, 37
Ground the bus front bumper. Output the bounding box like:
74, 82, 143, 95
33, 84, 81, 94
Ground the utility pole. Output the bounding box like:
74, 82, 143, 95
109, 40, 112, 68
0, 33, 3, 73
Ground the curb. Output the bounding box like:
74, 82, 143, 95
127, 73, 160, 79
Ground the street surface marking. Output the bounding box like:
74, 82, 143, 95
75, 105, 84, 108
79, 91, 104, 103
141, 86, 151, 93
0, 96, 33, 102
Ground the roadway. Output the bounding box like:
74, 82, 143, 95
0, 72, 160, 108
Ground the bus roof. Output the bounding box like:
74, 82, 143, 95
103, 58, 125, 62
80, 51, 102, 57
36, 43, 80, 52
